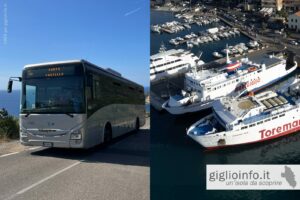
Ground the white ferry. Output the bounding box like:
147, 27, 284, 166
162, 52, 298, 114
187, 78, 300, 149
150, 46, 204, 82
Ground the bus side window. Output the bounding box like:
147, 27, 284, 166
86, 74, 93, 88
86, 87, 92, 102
86, 73, 93, 110
93, 80, 101, 99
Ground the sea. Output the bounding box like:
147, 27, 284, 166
151, 10, 300, 200
0, 90, 20, 117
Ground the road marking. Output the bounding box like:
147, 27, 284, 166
0, 147, 42, 158
4, 161, 82, 200
0, 152, 19, 158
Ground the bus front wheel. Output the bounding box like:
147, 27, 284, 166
104, 124, 112, 144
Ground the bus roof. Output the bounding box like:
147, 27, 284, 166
23, 59, 144, 89
24, 60, 83, 68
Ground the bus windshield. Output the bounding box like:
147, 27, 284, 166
21, 65, 85, 114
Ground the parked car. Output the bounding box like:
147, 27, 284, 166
289, 40, 298, 46
274, 30, 282, 35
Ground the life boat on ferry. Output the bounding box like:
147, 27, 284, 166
226, 61, 241, 72
248, 66, 257, 72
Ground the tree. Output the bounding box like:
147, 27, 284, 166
262, 22, 267, 31
0, 108, 19, 139
277, 9, 288, 19
0, 108, 8, 118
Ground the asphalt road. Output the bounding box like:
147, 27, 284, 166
0, 118, 149, 200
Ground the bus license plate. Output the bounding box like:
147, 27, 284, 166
43, 142, 53, 147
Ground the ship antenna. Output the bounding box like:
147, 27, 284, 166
226, 44, 231, 64
197, 51, 203, 69
198, 51, 203, 60
192, 63, 197, 77
159, 42, 166, 53
191, 51, 202, 77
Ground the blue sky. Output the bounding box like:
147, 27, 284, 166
0, 0, 149, 90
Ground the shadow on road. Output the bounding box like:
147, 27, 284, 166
30, 128, 150, 167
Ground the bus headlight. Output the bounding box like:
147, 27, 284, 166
70, 131, 82, 140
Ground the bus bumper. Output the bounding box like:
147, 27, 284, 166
20, 136, 84, 148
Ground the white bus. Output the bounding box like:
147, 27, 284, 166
8, 60, 145, 148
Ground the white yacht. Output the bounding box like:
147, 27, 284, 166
162, 51, 298, 114
169, 39, 179, 45
247, 40, 259, 48
183, 23, 191, 29
150, 46, 204, 82
187, 42, 193, 48
187, 78, 300, 149
151, 25, 161, 33
212, 52, 223, 58
234, 29, 240, 35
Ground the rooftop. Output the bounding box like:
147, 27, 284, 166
295, 11, 300, 17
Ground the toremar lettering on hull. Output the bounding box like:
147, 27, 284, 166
260, 120, 300, 139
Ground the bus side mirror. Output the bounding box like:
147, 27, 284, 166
7, 77, 22, 93
7, 80, 13, 93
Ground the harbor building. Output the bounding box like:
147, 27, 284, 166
283, 0, 300, 12
261, 0, 283, 11
261, 0, 300, 12
288, 11, 300, 31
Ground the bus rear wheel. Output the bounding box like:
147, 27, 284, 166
104, 124, 112, 144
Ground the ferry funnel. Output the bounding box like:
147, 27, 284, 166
226, 44, 231, 64
286, 51, 296, 70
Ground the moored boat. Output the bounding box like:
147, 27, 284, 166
212, 52, 223, 58
162, 50, 298, 115
150, 45, 204, 81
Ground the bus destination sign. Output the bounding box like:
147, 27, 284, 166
45, 67, 64, 77
24, 64, 83, 79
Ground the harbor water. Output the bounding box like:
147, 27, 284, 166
151, 10, 300, 200
151, 10, 250, 62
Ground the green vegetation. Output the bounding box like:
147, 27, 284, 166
0, 108, 19, 140
277, 10, 288, 19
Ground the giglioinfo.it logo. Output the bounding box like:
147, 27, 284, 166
281, 166, 297, 188
207, 165, 300, 190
